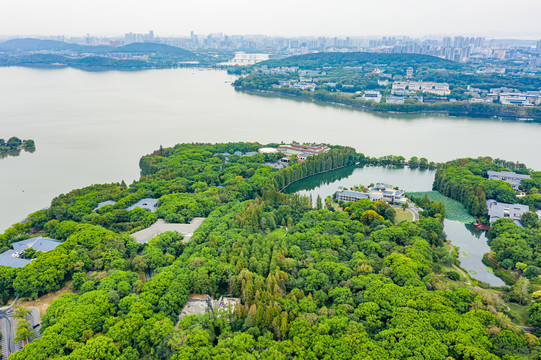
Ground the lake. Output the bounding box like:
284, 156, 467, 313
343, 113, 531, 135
284, 165, 505, 286
1, 66, 541, 233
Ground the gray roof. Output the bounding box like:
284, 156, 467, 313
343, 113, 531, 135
337, 190, 369, 199
233, 151, 243, 156
11, 236, 62, 253
486, 199, 530, 223
0, 256, 31, 268
94, 200, 116, 211
370, 183, 392, 191
126, 198, 159, 212
244, 151, 258, 156
487, 171, 531, 180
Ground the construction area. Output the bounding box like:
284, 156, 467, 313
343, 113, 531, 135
177, 294, 241, 326
131, 217, 206, 243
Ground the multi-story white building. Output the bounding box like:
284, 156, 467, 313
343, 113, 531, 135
362, 91, 382, 103
391, 81, 450, 96
486, 200, 530, 226
335, 184, 408, 205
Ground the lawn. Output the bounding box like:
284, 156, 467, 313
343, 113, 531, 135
507, 302, 530, 326
407, 190, 476, 223
394, 208, 413, 224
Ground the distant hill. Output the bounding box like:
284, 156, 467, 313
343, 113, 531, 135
115, 43, 197, 58
0, 38, 113, 53
0, 53, 154, 70
258, 52, 464, 70
0, 38, 198, 60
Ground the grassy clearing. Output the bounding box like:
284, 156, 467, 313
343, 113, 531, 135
408, 190, 475, 223
18, 282, 74, 316
507, 303, 530, 326
394, 208, 413, 224
269, 228, 287, 237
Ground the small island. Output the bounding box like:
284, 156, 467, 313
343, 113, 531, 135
0, 137, 36, 159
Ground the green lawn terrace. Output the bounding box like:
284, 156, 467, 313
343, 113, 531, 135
408, 191, 475, 223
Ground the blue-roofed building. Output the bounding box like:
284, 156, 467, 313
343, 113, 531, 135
487, 171, 531, 190
233, 151, 243, 156
94, 200, 117, 211
244, 151, 258, 156
11, 236, 62, 253
0, 254, 31, 268
126, 198, 159, 212
0, 236, 62, 268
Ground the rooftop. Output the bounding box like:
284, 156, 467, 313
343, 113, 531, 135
487, 171, 531, 180
94, 200, 116, 211
0, 254, 31, 268
11, 236, 62, 253
126, 198, 159, 212
486, 199, 530, 225
0, 236, 62, 268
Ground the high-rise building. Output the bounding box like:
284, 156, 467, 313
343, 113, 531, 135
537, 39, 541, 50
442, 37, 452, 48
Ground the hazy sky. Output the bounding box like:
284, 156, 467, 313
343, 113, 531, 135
1, 0, 540, 38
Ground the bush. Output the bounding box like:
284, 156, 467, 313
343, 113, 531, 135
447, 271, 460, 281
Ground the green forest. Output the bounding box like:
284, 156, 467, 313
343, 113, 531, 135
1, 143, 541, 359
433, 157, 541, 337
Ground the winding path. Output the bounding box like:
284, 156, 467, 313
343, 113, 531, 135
448, 243, 471, 285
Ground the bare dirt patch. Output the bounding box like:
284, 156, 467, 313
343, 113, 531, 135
18, 282, 73, 316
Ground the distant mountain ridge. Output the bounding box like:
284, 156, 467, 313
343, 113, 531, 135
258, 51, 464, 70
0, 38, 197, 59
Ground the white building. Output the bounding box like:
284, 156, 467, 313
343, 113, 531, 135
386, 95, 406, 104
291, 83, 316, 91
362, 91, 382, 103
220, 52, 269, 66
487, 171, 531, 190
335, 189, 369, 202
499, 93, 535, 106
335, 184, 407, 204
486, 200, 530, 226
392, 81, 450, 96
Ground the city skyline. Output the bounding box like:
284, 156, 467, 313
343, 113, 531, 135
1, 0, 540, 38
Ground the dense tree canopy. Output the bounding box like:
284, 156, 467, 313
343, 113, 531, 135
1, 143, 539, 359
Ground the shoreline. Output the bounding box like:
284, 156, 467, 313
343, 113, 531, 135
235, 87, 541, 123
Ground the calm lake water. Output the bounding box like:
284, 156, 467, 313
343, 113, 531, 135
1, 66, 541, 236
284, 165, 505, 286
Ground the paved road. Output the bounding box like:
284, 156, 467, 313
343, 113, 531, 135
0, 306, 41, 359
391, 204, 420, 221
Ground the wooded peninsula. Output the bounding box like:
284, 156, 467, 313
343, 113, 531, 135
1, 142, 541, 359
231, 52, 541, 121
